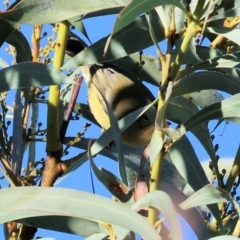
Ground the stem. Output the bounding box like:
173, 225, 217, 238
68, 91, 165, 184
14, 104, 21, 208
42, 21, 70, 186
161, 1, 205, 92
46, 21, 69, 152
148, 94, 165, 225
165, 20, 196, 84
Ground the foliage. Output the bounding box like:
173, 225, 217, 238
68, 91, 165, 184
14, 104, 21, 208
0, 0, 240, 239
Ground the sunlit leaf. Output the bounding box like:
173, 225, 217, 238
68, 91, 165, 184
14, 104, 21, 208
207, 27, 240, 46
180, 185, 231, 210
208, 236, 239, 240
62, 10, 164, 69
131, 191, 182, 240
0, 187, 160, 240
1, 0, 130, 24
112, 0, 187, 35
169, 135, 209, 191
0, 62, 72, 91
167, 96, 216, 166
172, 70, 240, 97
208, 0, 240, 22
182, 93, 240, 133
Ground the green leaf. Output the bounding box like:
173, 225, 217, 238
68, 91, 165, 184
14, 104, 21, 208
97, 88, 127, 185
0, 18, 15, 47
169, 135, 209, 191
208, 0, 240, 23
73, 102, 99, 126
162, 182, 210, 240
180, 184, 231, 210
68, 17, 92, 44
1, 0, 129, 24
90, 163, 132, 202
112, 0, 186, 35
131, 191, 182, 240
208, 236, 240, 240
62, 10, 164, 69
57, 100, 158, 184
19, 216, 100, 237
172, 70, 240, 98
207, 26, 240, 46
0, 187, 160, 240
82, 7, 124, 19
111, 53, 161, 86
0, 62, 72, 92
177, 52, 240, 81
85, 233, 108, 240
182, 93, 240, 133
6, 29, 32, 62
167, 96, 216, 165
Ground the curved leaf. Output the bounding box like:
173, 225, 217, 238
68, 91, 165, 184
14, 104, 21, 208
68, 17, 91, 44
180, 184, 231, 210
207, 26, 240, 46
6, 29, 32, 62
111, 53, 161, 86
112, 0, 186, 35
0, 62, 72, 92
73, 102, 99, 126
63, 137, 190, 196
1, 0, 129, 24
19, 216, 100, 236
85, 233, 108, 240
131, 191, 182, 240
57, 100, 157, 184
0, 187, 160, 240
82, 7, 124, 19
0, 18, 15, 47
162, 182, 210, 240
208, 236, 239, 240
172, 70, 240, 98
169, 135, 209, 191
208, 0, 240, 23
172, 45, 221, 66
182, 93, 240, 133
97, 88, 127, 185
167, 96, 216, 166
62, 10, 164, 69
177, 52, 240, 79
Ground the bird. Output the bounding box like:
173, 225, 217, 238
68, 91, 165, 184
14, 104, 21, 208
81, 63, 155, 147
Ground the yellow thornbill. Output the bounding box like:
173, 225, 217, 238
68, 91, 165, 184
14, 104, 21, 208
81, 63, 155, 147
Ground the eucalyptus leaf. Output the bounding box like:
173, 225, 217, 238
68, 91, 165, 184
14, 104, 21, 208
207, 26, 240, 46
180, 185, 231, 210
172, 70, 240, 98
0, 187, 160, 240
112, 0, 187, 35
208, 0, 240, 23
6, 29, 32, 62
131, 191, 182, 240
62, 10, 165, 69
0, 18, 15, 47
1, 0, 130, 24
182, 93, 240, 133
0, 62, 72, 92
